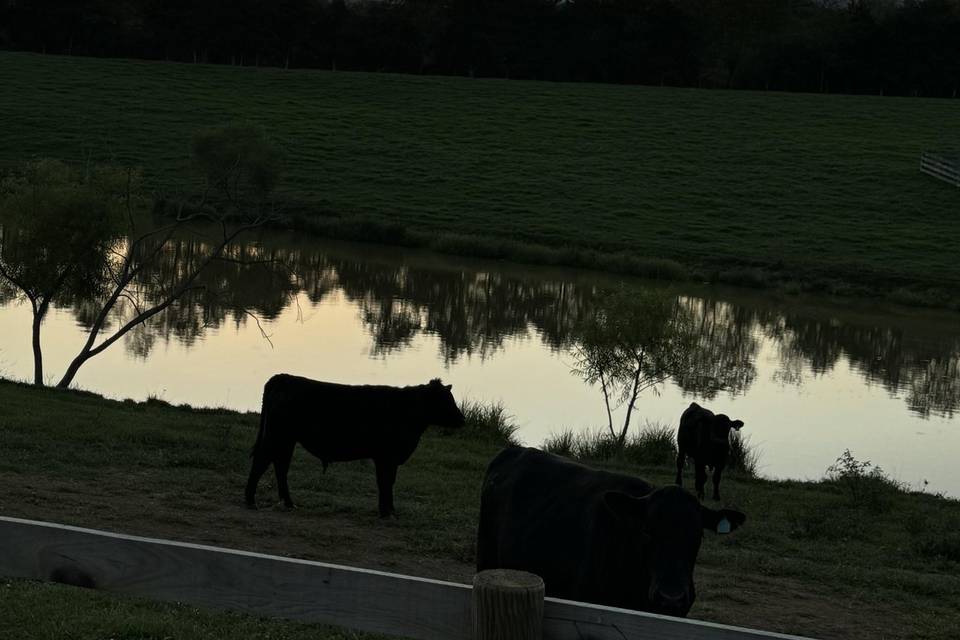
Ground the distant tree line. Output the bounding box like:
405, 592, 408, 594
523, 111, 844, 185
1, 0, 959, 97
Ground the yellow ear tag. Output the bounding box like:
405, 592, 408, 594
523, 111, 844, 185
717, 517, 731, 534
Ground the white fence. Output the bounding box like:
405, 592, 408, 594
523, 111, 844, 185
0, 516, 814, 640
920, 151, 960, 187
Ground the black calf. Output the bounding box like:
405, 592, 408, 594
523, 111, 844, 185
675, 402, 744, 501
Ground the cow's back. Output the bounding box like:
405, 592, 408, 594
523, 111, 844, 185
261, 374, 420, 462
678, 402, 710, 452
478, 447, 653, 602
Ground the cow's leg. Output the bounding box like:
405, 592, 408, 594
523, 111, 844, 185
245, 449, 272, 508
712, 464, 724, 501
476, 496, 498, 572
694, 462, 707, 501
374, 459, 398, 518
273, 439, 297, 509
675, 449, 686, 486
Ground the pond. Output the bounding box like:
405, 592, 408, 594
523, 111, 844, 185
1, 229, 958, 494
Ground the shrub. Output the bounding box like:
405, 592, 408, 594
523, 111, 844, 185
824, 449, 903, 513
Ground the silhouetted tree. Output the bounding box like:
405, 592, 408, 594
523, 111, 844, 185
0, 159, 124, 384
572, 285, 696, 447
3, 0, 960, 96
0, 124, 282, 388
55, 123, 282, 389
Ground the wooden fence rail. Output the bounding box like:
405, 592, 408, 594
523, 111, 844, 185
0, 516, 813, 640
920, 151, 960, 187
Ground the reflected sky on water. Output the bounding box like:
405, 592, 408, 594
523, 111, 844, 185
1, 231, 958, 494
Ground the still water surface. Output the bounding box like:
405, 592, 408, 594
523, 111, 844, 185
1, 231, 957, 494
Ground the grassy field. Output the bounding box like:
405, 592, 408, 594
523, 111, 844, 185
2, 52, 960, 298
1, 380, 959, 639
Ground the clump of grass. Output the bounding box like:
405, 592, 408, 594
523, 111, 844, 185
144, 393, 172, 408
544, 422, 679, 468
824, 449, 904, 513
458, 399, 520, 447
622, 423, 679, 467
541, 430, 576, 457
728, 430, 760, 476
543, 429, 619, 460
577, 429, 626, 460
544, 421, 759, 478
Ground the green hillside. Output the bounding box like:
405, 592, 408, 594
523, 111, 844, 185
2, 51, 959, 291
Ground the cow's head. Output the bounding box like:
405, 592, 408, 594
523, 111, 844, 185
424, 379, 465, 428
711, 414, 744, 441
604, 486, 745, 617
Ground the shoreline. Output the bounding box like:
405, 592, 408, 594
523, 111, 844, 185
280, 212, 960, 313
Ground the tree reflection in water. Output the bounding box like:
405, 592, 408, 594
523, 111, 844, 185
6, 228, 957, 419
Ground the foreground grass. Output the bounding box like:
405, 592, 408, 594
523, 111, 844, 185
0, 579, 379, 640
2, 52, 960, 302
1, 379, 959, 639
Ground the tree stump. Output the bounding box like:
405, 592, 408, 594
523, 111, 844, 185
472, 569, 545, 640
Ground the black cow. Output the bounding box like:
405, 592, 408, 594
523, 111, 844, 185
675, 402, 744, 501
245, 374, 465, 516
477, 447, 745, 617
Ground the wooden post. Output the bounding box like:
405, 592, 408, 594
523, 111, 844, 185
472, 569, 545, 640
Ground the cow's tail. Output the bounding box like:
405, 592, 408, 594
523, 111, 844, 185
250, 410, 266, 458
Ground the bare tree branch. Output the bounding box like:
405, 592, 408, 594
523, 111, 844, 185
58, 220, 262, 388
240, 308, 274, 348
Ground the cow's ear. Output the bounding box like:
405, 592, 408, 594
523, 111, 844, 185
731, 420, 744, 430
603, 491, 648, 523
701, 507, 746, 534
445, 384, 452, 391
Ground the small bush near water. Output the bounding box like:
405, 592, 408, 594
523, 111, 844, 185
792, 450, 960, 555
543, 421, 759, 476
824, 449, 904, 513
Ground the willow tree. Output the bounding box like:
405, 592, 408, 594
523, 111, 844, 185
572, 285, 696, 447
0, 123, 282, 388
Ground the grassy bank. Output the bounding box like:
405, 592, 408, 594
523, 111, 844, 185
2, 52, 960, 304
1, 380, 959, 639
